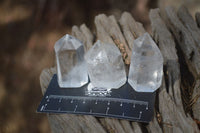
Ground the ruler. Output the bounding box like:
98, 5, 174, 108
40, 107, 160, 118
37, 75, 156, 122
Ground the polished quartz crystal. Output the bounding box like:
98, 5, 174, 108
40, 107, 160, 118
85, 40, 126, 90
54, 34, 88, 88
128, 33, 163, 92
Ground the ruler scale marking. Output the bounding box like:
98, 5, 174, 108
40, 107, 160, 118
49, 95, 148, 106
37, 74, 156, 122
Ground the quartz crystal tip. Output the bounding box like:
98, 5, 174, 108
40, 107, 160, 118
54, 34, 88, 88
85, 40, 126, 90
128, 33, 164, 92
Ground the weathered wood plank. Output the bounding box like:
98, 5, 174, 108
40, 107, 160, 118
100, 118, 126, 133
150, 9, 178, 132
80, 24, 94, 50
94, 14, 131, 65
72, 24, 94, 52
120, 120, 135, 133
192, 80, 200, 121
150, 9, 178, 62
119, 12, 145, 50
72, 25, 88, 52
164, 6, 200, 125
40, 67, 56, 95
150, 8, 200, 133
131, 122, 143, 133
147, 114, 162, 133
164, 6, 200, 79
177, 6, 200, 50
119, 12, 136, 50
94, 14, 114, 44
148, 8, 183, 133
149, 8, 183, 111
159, 83, 199, 133
195, 12, 200, 28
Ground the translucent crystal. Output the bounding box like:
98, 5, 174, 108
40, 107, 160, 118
128, 33, 163, 92
85, 40, 126, 90
54, 34, 88, 88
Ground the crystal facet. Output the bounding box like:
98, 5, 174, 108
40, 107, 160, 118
54, 34, 88, 88
128, 33, 163, 92
85, 40, 126, 90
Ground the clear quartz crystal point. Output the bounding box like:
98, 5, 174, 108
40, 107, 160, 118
54, 34, 88, 88
85, 40, 126, 90
128, 33, 163, 92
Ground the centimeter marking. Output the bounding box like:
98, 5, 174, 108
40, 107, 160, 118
40, 95, 149, 121
41, 109, 143, 120
48, 95, 149, 106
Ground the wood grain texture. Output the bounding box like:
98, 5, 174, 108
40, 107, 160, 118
119, 12, 145, 50
192, 80, 200, 121
149, 8, 183, 111
164, 6, 200, 124
159, 82, 199, 133
150, 7, 200, 132
177, 6, 200, 50
72, 24, 94, 52
164, 6, 200, 79
147, 115, 162, 133
80, 24, 94, 50
131, 122, 143, 133
94, 14, 131, 65
39, 6, 200, 133
195, 12, 200, 28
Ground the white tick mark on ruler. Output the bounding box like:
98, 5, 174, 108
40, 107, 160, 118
133, 103, 135, 108
83, 100, 85, 104
74, 105, 78, 112
71, 99, 73, 103
139, 111, 142, 119
40, 104, 47, 111
146, 103, 149, 110
95, 100, 98, 104
43, 104, 47, 110
120, 102, 123, 107
106, 107, 109, 114
59, 99, 62, 103
122, 112, 125, 116
40, 105, 44, 111
107, 101, 110, 105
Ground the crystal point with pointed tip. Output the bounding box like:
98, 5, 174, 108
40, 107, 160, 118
54, 34, 88, 88
128, 33, 163, 92
85, 40, 126, 89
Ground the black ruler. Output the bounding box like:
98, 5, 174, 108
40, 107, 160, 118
37, 74, 156, 122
